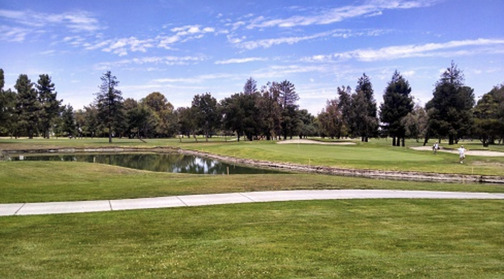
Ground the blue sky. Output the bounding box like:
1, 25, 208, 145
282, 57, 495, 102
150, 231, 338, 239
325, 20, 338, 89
1, 0, 503, 114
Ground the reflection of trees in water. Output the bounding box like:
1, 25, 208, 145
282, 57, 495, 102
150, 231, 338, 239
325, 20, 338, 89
12, 153, 279, 174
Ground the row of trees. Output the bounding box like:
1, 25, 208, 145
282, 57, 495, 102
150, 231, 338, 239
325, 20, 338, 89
1, 63, 503, 146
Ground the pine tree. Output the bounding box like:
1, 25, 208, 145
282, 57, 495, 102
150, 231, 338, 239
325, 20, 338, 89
95, 71, 124, 143
379, 71, 414, 146
37, 74, 62, 138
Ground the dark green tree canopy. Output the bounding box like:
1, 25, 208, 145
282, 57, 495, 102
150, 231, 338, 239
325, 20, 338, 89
425, 62, 475, 145
15, 74, 40, 139
37, 74, 62, 138
379, 70, 414, 146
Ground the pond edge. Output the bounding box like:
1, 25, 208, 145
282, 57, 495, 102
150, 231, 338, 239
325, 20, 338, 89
2, 147, 504, 184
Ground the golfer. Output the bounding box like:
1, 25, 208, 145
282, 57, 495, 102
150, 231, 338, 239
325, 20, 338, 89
458, 145, 466, 164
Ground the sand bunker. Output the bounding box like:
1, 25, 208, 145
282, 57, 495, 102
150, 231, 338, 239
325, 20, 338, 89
410, 146, 504, 157
277, 139, 356, 145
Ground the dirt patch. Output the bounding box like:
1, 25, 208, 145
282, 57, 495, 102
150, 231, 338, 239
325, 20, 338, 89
277, 139, 356, 145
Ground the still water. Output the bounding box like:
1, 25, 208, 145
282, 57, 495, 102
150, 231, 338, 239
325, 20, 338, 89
9, 153, 281, 175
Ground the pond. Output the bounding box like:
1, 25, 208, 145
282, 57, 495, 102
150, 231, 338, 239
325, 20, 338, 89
8, 153, 282, 175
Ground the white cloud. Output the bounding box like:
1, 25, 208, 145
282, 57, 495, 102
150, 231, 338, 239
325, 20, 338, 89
304, 38, 504, 62
0, 9, 101, 33
234, 29, 387, 50
246, 0, 437, 29
158, 24, 216, 49
215, 57, 267, 64
95, 55, 206, 70
0, 25, 30, 42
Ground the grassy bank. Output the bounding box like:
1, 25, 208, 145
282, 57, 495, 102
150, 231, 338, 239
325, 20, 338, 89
1, 161, 503, 203
1, 200, 502, 278
2, 137, 503, 175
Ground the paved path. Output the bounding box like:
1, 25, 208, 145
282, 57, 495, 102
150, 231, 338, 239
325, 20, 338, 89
2, 190, 503, 216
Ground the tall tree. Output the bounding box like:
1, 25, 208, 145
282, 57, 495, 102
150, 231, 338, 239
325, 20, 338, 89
472, 84, 504, 146
337, 85, 352, 137
379, 71, 414, 146
15, 74, 40, 139
318, 99, 343, 139
36, 74, 62, 138
142, 92, 176, 137
191, 93, 219, 141
297, 109, 317, 138
401, 104, 428, 142
425, 62, 475, 145
221, 93, 260, 141
94, 71, 124, 143
61, 104, 76, 137
176, 107, 196, 139
243, 77, 258, 95
351, 74, 378, 142
257, 84, 282, 140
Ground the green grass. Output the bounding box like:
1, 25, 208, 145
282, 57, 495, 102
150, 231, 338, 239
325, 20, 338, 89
2, 137, 503, 175
1, 200, 502, 278
1, 161, 503, 203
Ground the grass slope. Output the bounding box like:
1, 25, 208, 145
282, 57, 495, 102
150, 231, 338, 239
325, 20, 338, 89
1, 161, 503, 203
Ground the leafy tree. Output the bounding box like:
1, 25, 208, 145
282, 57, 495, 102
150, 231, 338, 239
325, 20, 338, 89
83, 105, 100, 137
379, 71, 414, 146
473, 84, 504, 146
221, 93, 260, 141
425, 62, 475, 145
142, 92, 176, 137
268, 80, 301, 139
297, 109, 317, 138
14, 74, 40, 138
243, 77, 258, 95
191, 93, 219, 141
94, 71, 124, 143
401, 104, 428, 142
36, 74, 62, 138
256, 83, 282, 140
318, 99, 343, 138
176, 107, 196, 139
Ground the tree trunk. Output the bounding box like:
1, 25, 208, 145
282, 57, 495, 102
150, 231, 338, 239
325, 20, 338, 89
108, 125, 112, 143
392, 136, 396, 146
401, 137, 405, 147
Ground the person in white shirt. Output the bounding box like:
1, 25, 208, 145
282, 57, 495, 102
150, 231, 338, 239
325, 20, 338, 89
458, 145, 466, 164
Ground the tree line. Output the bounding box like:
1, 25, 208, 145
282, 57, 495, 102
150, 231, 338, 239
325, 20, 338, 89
0, 62, 503, 146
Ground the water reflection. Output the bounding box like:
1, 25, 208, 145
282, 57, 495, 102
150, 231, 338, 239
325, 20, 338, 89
11, 153, 281, 175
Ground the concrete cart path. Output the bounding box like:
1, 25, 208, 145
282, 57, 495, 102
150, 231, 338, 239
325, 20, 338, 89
1, 190, 503, 216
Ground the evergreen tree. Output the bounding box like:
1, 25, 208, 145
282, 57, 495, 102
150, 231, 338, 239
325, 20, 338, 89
425, 62, 475, 145
379, 71, 414, 146
61, 104, 76, 137
15, 74, 40, 139
473, 84, 504, 146
94, 71, 124, 143
337, 85, 352, 137
36, 74, 62, 138
243, 77, 258, 95
351, 73, 378, 142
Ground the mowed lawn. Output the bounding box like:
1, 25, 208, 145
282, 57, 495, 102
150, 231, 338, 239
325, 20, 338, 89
1, 200, 502, 278
1, 161, 504, 203
1, 138, 503, 278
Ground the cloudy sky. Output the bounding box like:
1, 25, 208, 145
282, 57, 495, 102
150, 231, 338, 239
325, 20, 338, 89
1, 0, 503, 114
